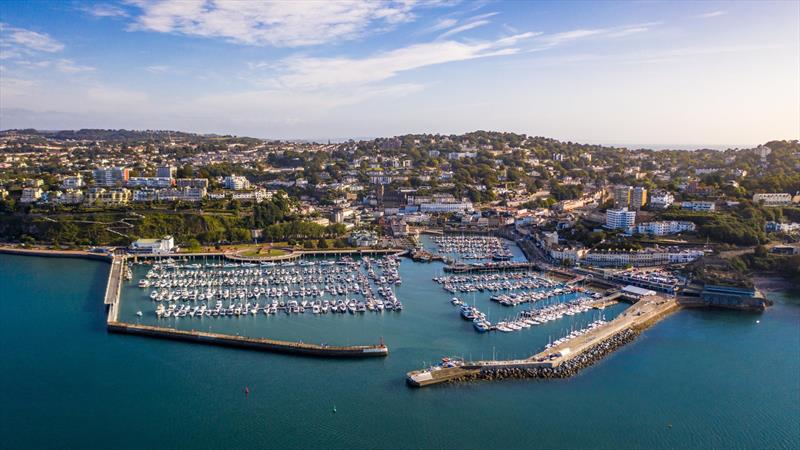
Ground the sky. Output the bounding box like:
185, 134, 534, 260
1, 1, 798, 147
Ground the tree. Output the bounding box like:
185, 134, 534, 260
317, 238, 329, 249
303, 240, 315, 249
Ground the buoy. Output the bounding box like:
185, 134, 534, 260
333, 406, 337, 413
756, 320, 760, 324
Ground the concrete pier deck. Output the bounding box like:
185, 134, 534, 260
407, 295, 679, 387
107, 322, 389, 357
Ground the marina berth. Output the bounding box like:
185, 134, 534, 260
134, 256, 404, 320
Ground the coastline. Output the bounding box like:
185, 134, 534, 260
753, 275, 799, 296
0, 246, 114, 262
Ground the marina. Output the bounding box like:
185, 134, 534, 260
432, 235, 514, 261
1, 250, 798, 449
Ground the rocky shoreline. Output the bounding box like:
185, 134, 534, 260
450, 328, 641, 383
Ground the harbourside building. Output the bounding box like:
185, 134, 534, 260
86, 187, 131, 205
129, 236, 175, 254
157, 187, 207, 202
348, 230, 378, 247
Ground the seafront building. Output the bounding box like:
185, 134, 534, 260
224, 175, 251, 190
636, 221, 696, 236
681, 201, 716, 212
752, 193, 792, 206
605, 208, 636, 230
631, 186, 648, 210
649, 191, 674, 209
129, 236, 175, 254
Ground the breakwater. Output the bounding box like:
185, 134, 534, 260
407, 296, 679, 387
107, 322, 389, 357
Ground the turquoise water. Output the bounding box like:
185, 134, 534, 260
1, 253, 798, 449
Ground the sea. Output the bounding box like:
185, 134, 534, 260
1, 242, 798, 449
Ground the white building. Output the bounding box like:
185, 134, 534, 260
636, 221, 696, 236
60, 189, 84, 204
753, 193, 792, 206
176, 178, 209, 189
129, 236, 175, 254
61, 175, 84, 189
157, 187, 207, 202
605, 208, 636, 230
156, 165, 176, 178
224, 175, 251, 190
20, 187, 43, 203
681, 201, 716, 212
348, 230, 378, 247
649, 191, 674, 209
127, 177, 174, 188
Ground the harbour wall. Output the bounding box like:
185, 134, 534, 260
107, 322, 389, 358
0, 246, 114, 262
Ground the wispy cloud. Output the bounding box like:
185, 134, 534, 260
127, 0, 432, 47
438, 20, 491, 39
267, 32, 536, 90
533, 23, 656, 49
0, 23, 64, 53
144, 64, 171, 74
692, 11, 726, 19
55, 58, 95, 73
81, 3, 129, 18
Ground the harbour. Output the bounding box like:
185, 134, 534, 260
0, 250, 798, 449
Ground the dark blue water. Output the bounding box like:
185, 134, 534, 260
1, 253, 798, 449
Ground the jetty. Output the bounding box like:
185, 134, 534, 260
406, 294, 678, 387
107, 322, 388, 357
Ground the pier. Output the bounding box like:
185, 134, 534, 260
107, 322, 389, 357
406, 294, 678, 387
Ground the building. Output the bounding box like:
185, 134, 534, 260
129, 236, 175, 254
133, 189, 158, 202
0, 187, 8, 200
93, 167, 129, 187
60, 189, 84, 204
223, 175, 251, 190
85, 187, 131, 205
631, 186, 648, 210
156, 165, 177, 178
157, 187, 207, 202
649, 191, 674, 209
613, 186, 632, 208
127, 177, 174, 188
605, 208, 636, 230
348, 230, 378, 247
681, 201, 716, 212
419, 195, 474, 213
765, 222, 800, 233
176, 178, 209, 189
752, 193, 792, 206
61, 174, 84, 189
636, 221, 696, 236
20, 187, 43, 203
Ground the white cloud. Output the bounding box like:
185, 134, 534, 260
692, 11, 726, 19
425, 17, 458, 33
144, 64, 171, 73
0, 23, 64, 53
534, 23, 655, 49
55, 59, 95, 73
81, 3, 129, 18
269, 33, 536, 90
127, 0, 430, 47
438, 20, 491, 39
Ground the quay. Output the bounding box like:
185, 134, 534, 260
107, 322, 389, 357
406, 294, 678, 387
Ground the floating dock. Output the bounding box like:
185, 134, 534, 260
407, 294, 679, 387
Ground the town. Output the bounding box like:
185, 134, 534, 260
1, 129, 798, 301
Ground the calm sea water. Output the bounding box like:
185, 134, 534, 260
1, 252, 798, 449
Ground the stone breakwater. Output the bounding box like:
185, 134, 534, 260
454, 328, 640, 383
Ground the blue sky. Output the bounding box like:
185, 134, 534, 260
1, 1, 798, 146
